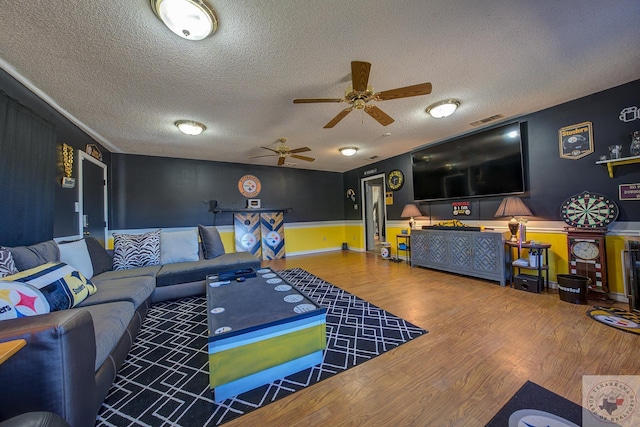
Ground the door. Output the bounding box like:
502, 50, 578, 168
79, 151, 108, 246
361, 174, 387, 252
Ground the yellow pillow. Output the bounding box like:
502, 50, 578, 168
4, 262, 96, 311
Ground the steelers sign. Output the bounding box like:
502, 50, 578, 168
238, 175, 261, 198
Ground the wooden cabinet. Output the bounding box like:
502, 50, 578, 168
411, 229, 508, 286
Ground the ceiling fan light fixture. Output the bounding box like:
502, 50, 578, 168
339, 147, 358, 156
175, 120, 206, 135
426, 99, 460, 118
151, 0, 218, 41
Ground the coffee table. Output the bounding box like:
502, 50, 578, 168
206, 267, 326, 402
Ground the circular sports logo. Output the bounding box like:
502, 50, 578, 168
586, 379, 637, 423
238, 175, 261, 197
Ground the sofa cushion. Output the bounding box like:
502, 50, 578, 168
112, 230, 161, 271
57, 239, 94, 279
79, 301, 135, 370
84, 237, 113, 276
198, 225, 226, 259
7, 240, 59, 271
160, 229, 199, 264
0, 280, 51, 319
0, 247, 18, 277
79, 275, 155, 310
93, 265, 161, 281
4, 262, 96, 311
156, 252, 260, 287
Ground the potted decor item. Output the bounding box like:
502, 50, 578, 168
528, 248, 542, 268
630, 130, 640, 157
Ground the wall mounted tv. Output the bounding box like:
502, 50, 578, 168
412, 122, 525, 202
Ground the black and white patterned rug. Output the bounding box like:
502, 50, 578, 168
96, 268, 427, 426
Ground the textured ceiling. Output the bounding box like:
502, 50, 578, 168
1, 1, 639, 172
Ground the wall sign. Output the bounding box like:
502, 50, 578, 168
238, 175, 261, 197
452, 201, 471, 216
363, 168, 378, 176
559, 121, 593, 159
619, 183, 640, 200
619, 106, 640, 122
385, 191, 393, 205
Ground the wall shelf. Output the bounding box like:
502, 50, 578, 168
596, 155, 640, 178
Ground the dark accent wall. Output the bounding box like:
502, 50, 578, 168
0, 68, 112, 241
347, 79, 640, 223
111, 154, 344, 229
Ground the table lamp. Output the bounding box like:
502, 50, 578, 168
494, 197, 532, 242
401, 204, 422, 230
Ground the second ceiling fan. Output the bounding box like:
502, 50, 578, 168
250, 138, 315, 166
293, 61, 432, 128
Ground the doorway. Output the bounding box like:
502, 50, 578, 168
361, 174, 387, 253
78, 151, 108, 247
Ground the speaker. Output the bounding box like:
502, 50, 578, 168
514, 274, 542, 293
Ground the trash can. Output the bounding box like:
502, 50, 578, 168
380, 242, 391, 259
557, 274, 590, 305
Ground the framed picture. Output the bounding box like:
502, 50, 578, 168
559, 121, 593, 160
85, 144, 103, 161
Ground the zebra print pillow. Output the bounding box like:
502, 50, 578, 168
0, 246, 18, 277
112, 230, 161, 271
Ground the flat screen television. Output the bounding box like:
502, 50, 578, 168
412, 122, 525, 201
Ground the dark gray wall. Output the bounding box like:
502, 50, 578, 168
347, 79, 640, 223
0, 68, 112, 241
111, 154, 344, 229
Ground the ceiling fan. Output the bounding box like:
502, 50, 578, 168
250, 138, 315, 166
293, 61, 432, 128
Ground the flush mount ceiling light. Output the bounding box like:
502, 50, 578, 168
175, 120, 206, 135
426, 99, 460, 118
339, 147, 358, 156
151, 0, 219, 41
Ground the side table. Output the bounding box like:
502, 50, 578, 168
396, 234, 411, 265
506, 241, 551, 291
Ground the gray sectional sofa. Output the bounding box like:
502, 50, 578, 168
0, 232, 260, 427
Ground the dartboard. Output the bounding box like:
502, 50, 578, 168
560, 191, 618, 229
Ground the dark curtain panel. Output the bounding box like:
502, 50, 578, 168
0, 91, 56, 246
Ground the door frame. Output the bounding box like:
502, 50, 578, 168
78, 150, 108, 245
360, 173, 388, 251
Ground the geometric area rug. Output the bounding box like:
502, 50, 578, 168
485, 381, 583, 427
96, 268, 427, 426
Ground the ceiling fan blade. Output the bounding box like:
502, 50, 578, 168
365, 105, 395, 126
351, 61, 371, 92
291, 154, 315, 162
249, 154, 278, 159
260, 146, 280, 153
376, 82, 432, 101
324, 107, 353, 128
289, 147, 311, 154
293, 98, 343, 103
277, 157, 286, 166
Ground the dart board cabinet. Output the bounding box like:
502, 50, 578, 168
560, 191, 619, 301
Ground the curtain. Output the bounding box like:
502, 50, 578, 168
0, 90, 56, 246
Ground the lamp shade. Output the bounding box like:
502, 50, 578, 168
494, 197, 532, 218
401, 204, 422, 218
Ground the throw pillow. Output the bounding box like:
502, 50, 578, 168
84, 236, 113, 275
0, 247, 18, 278
57, 239, 94, 279
0, 281, 50, 320
7, 240, 60, 271
112, 230, 161, 271
4, 262, 96, 311
198, 225, 226, 259
160, 229, 200, 264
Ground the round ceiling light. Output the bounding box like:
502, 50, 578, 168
339, 147, 358, 156
426, 99, 460, 118
151, 0, 219, 41
175, 120, 206, 135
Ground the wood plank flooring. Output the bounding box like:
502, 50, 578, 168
224, 250, 639, 426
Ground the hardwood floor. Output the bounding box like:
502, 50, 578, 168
225, 251, 639, 426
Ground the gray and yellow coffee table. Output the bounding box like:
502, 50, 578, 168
206, 268, 326, 402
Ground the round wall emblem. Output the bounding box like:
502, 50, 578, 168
238, 175, 261, 197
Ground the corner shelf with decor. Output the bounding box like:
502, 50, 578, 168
595, 155, 640, 178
